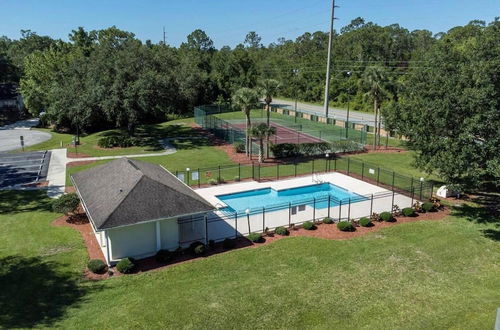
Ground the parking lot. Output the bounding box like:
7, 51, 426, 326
0, 151, 51, 188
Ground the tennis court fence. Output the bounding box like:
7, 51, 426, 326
194, 104, 367, 155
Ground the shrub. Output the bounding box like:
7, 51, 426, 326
222, 238, 236, 249
189, 241, 205, 255
275, 226, 289, 236
52, 193, 80, 215
302, 221, 316, 230
87, 259, 106, 274
116, 258, 135, 274
98, 135, 133, 148
233, 141, 245, 153
234, 175, 241, 182
380, 211, 394, 222
248, 232, 263, 243
270, 143, 299, 158
155, 249, 173, 263
370, 212, 381, 222
337, 221, 355, 232
422, 202, 436, 212
193, 244, 205, 255
208, 178, 218, 185
359, 217, 372, 227
402, 207, 416, 217
323, 217, 334, 224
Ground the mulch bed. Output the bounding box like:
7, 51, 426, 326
52, 209, 108, 280
55, 204, 449, 280
363, 145, 407, 154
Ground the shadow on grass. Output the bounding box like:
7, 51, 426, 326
0, 255, 96, 328
0, 190, 52, 214
98, 124, 215, 152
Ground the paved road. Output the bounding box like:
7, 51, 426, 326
271, 98, 380, 127
0, 119, 52, 153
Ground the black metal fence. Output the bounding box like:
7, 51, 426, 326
178, 185, 425, 246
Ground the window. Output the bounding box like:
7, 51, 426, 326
298, 205, 306, 212
291, 206, 297, 215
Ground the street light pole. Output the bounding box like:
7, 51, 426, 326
323, 0, 337, 119
345, 71, 352, 139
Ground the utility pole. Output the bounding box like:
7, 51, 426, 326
323, 0, 337, 119
163, 26, 166, 44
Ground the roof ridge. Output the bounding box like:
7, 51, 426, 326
98, 167, 144, 230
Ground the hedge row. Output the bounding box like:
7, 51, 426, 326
270, 140, 362, 158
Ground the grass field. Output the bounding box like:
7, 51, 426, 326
23, 118, 196, 157
0, 189, 499, 329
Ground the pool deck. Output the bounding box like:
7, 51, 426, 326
196, 172, 389, 209
192, 172, 415, 239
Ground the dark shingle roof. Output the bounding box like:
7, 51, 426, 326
71, 158, 214, 230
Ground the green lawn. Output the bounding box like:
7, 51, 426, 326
23, 118, 197, 157
0, 189, 499, 329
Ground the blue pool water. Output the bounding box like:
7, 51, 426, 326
217, 183, 366, 213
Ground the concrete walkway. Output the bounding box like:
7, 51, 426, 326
45, 139, 178, 198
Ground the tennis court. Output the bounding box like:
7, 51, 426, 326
228, 121, 324, 144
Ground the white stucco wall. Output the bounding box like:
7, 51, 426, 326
108, 222, 157, 260
160, 218, 179, 250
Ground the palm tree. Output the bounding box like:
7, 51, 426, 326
258, 79, 280, 157
361, 66, 388, 150
232, 87, 259, 156
249, 123, 276, 163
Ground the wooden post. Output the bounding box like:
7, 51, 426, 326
312, 159, 315, 174
392, 171, 395, 191
294, 162, 297, 177
252, 163, 255, 180
391, 189, 395, 212
277, 164, 279, 180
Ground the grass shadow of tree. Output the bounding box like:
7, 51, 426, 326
0, 190, 52, 214
452, 191, 500, 241
0, 255, 97, 328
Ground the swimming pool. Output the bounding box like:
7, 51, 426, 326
217, 183, 366, 213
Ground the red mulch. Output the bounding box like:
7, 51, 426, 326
52, 209, 109, 280
67, 160, 97, 167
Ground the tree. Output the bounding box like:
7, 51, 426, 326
360, 66, 388, 149
249, 123, 276, 163
181, 29, 214, 51
244, 32, 262, 49
383, 19, 500, 188
52, 193, 80, 216
232, 87, 259, 156
258, 79, 280, 157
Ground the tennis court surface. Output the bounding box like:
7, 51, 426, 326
229, 122, 324, 144
0, 151, 51, 188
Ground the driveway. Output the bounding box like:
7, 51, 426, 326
271, 98, 380, 127
0, 119, 51, 153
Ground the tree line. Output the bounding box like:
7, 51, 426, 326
0, 18, 498, 187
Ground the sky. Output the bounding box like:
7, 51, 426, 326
0, 0, 498, 47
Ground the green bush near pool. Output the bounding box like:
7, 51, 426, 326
323, 217, 334, 224
302, 221, 316, 230
380, 212, 394, 222
337, 221, 355, 232
359, 217, 372, 227
248, 233, 263, 243
275, 226, 289, 236
422, 202, 436, 212
402, 207, 416, 217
